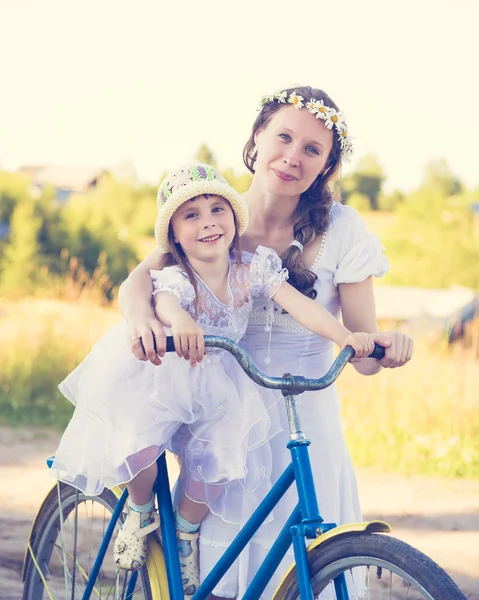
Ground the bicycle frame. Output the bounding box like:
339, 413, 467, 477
42, 337, 386, 600
79, 396, 347, 600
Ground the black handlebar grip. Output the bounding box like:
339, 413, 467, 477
165, 336, 176, 352
369, 343, 386, 360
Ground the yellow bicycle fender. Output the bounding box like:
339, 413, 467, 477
272, 520, 391, 600
110, 484, 126, 499
147, 537, 170, 599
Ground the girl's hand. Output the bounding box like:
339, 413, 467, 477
170, 312, 205, 367
127, 314, 166, 365
341, 332, 375, 363
371, 331, 414, 368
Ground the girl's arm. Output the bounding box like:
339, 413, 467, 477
117, 247, 166, 364
153, 293, 204, 367
339, 278, 413, 374
272, 282, 374, 359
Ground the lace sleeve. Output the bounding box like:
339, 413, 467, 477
249, 245, 289, 300
150, 266, 195, 308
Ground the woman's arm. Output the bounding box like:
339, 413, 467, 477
117, 247, 166, 364
339, 277, 413, 374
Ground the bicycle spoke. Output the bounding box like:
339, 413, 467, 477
120, 571, 129, 599
100, 506, 108, 598
56, 482, 71, 599
24, 487, 150, 600
44, 560, 62, 600
72, 489, 79, 600
405, 583, 412, 600
88, 499, 94, 580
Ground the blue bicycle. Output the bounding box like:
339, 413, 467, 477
22, 337, 466, 600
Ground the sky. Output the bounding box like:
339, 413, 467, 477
1, 0, 478, 193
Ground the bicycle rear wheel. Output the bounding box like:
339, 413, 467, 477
283, 532, 466, 600
23, 482, 152, 600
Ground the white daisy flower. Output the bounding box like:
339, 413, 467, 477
325, 109, 346, 131
288, 92, 304, 109
306, 99, 320, 114
315, 103, 329, 120
274, 90, 288, 103
340, 139, 354, 161
258, 94, 275, 109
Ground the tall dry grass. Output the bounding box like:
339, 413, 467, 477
339, 336, 478, 477
0, 298, 477, 477
0, 298, 120, 426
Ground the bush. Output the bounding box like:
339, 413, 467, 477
0, 300, 120, 428
382, 190, 479, 289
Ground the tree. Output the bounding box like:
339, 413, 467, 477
422, 159, 463, 198
195, 144, 217, 167
381, 188, 479, 289
0, 171, 31, 226
222, 168, 253, 194
0, 198, 41, 296
343, 154, 385, 211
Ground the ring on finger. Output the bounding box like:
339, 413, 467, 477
130, 336, 142, 342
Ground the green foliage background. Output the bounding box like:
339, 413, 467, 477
1, 151, 477, 298
0, 148, 478, 479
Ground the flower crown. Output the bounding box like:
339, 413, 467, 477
258, 90, 353, 161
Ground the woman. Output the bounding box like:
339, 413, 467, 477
118, 85, 413, 598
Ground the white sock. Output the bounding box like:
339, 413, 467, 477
128, 494, 155, 527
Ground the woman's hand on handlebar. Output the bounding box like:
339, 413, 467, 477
127, 314, 167, 365
371, 331, 414, 368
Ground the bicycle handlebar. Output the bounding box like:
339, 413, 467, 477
163, 336, 385, 396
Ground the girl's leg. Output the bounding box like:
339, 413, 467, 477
177, 482, 230, 598
127, 462, 158, 505
178, 478, 226, 522
175, 495, 204, 598
177, 494, 209, 524
114, 457, 160, 571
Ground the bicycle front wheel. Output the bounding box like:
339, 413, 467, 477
283, 533, 466, 600
23, 482, 153, 600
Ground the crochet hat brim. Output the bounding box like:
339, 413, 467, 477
155, 180, 249, 253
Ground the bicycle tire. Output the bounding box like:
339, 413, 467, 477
23, 481, 153, 600
282, 532, 466, 600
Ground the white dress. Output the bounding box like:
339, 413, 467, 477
198, 203, 389, 598
51, 246, 288, 525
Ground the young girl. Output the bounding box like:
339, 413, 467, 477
52, 163, 374, 597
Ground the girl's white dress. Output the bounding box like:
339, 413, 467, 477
197, 203, 389, 598
51, 246, 288, 524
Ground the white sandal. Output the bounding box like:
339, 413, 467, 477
114, 509, 160, 571
177, 530, 200, 598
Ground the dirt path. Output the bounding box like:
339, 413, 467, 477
1, 426, 478, 599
